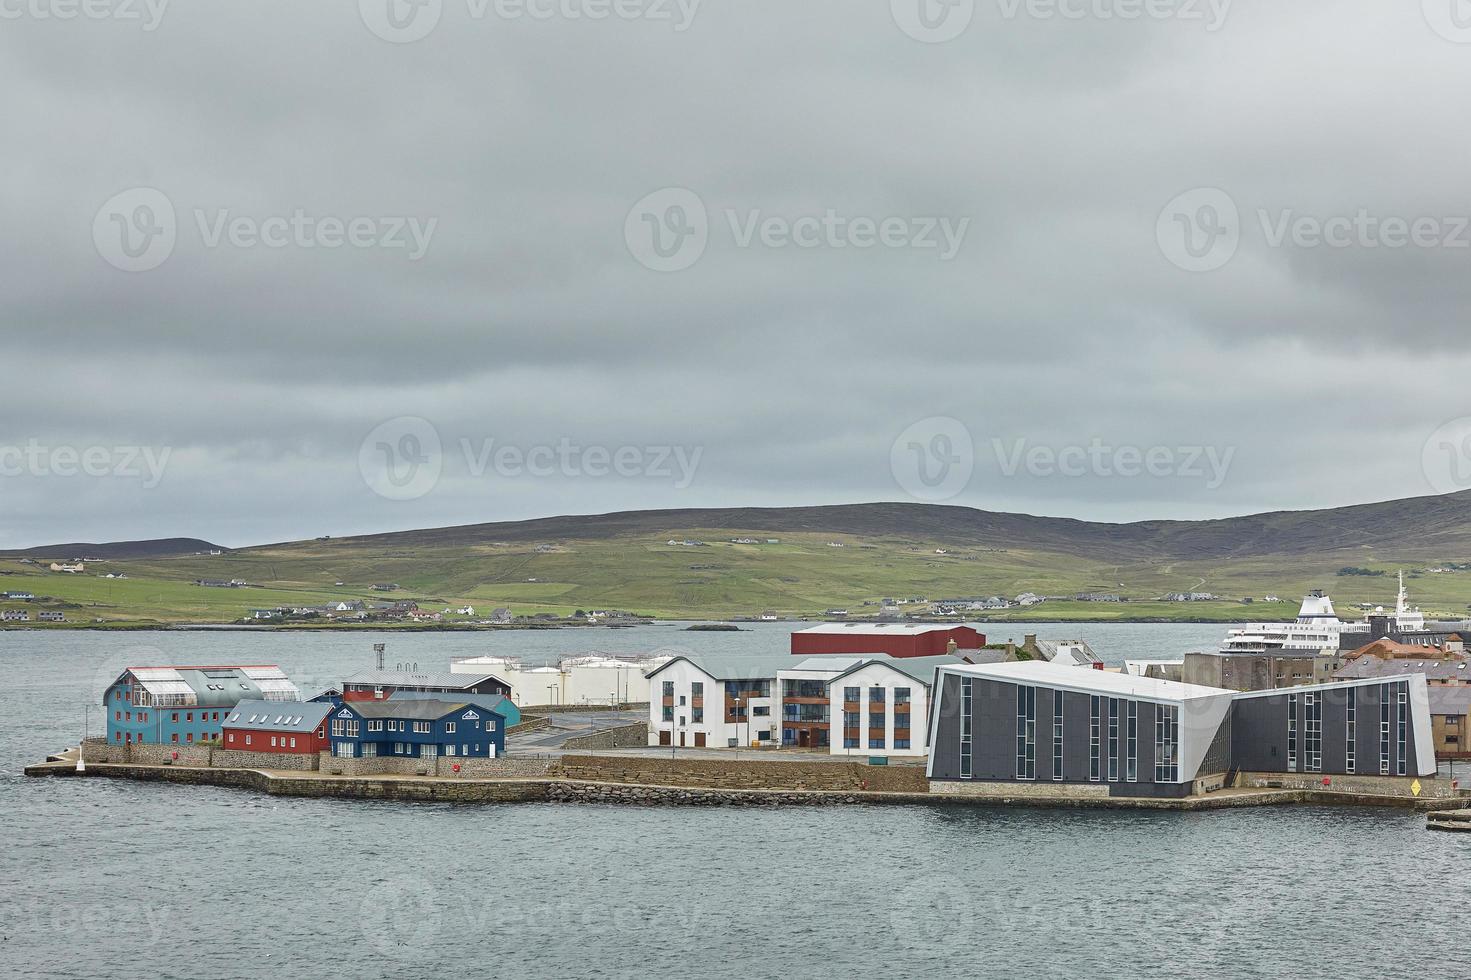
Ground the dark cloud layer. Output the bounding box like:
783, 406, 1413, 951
2, 1, 1469, 547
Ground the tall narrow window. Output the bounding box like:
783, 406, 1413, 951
1089, 696, 1101, 782
1125, 701, 1138, 783
1107, 697, 1120, 782
1396, 685, 1408, 777
1287, 693, 1298, 773
960, 678, 973, 779
1015, 686, 1036, 780
1052, 689, 1064, 781
1305, 692, 1322, 772
1346, 686, 1356, 773
1380, 684, 1392, 775
1154, 704, 1179, 782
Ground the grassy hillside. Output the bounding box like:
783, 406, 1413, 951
5, 494, 1471, 625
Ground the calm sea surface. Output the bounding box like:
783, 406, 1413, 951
4, 623, 1469, 980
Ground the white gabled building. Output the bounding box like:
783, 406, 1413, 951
645, 655, 790, 748
645, 652, 983, 757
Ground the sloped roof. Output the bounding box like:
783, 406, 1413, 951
223, 700, 332, 733
340, 699, 498, 721
644, 654, 793, 682
941, 660, 1234, 702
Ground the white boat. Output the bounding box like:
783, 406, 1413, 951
1219, 573, 1425, 655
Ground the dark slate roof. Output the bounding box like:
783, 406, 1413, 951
1334, 656, 1471, 683
340, 699, 482, 721
388, 690, 513, 715
223, 700, 333, 733
1427, 686, 1471, 716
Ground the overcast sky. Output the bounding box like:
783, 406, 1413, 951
3, 0, 1471, 548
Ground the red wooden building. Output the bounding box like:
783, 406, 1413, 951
790, 623, 986, 659
220, 700, 333, 754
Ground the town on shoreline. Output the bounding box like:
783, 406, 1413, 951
27, 598, 1471, 821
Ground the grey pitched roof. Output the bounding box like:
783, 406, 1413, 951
1427, 687, 1471, 716
1334, 656, 1471, 683
388, 690, 514, 715
341, 699, 482, 721
826, 654, 972, 687
644, 654, 794, 682
222, 700, 333, 733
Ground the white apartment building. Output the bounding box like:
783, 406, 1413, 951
645, 655, 790, 748
646, 653, 971, 757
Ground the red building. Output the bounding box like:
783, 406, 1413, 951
790, 623, 987, 659
220, 700, 333, 754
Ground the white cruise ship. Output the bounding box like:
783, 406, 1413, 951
1219, 573, 1425, 655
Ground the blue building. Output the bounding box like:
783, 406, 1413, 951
104, 665, 301, 747
326, 699, 506, 760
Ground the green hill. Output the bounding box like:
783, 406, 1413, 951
7, 494, 1471, 626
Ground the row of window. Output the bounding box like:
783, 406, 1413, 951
1288, 682, 1407, 776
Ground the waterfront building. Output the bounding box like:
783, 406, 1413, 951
927, 662, 1436, 798
810, 655, 964, 757
1427, 687, 1471, 760
645, 655, 791, 748
1182, 650, 1351, 691
645, 652, 966, 757
790, 623, 986, 659
221, 700, 333, 754
326, 699, 505, 760
340, 668, 510, 702
1332, 645, 1471, 687
104, 665, 300, 746
2, 610, 30, 622
450, 653, 663, 707
388, 689, 522, 728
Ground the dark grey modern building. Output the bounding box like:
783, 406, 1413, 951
927, 662, 1435, 799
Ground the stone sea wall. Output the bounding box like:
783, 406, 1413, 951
560, 723, 649, 751
550, 754, 930, 793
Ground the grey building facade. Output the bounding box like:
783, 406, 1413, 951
928, 664, 1435, 799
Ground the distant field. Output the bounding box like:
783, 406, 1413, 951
3, 521, 1468, 626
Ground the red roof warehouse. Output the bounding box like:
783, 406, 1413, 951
790, 623, 987, 659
